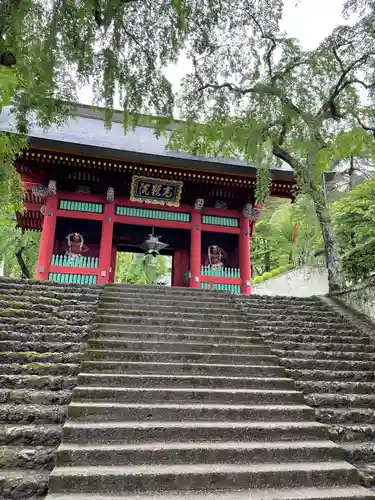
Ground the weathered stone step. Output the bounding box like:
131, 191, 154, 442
342, 442, 375, 465
358, 463, 375, 488
0, 294, 98, 307
278, 350, 375, 362
95, 323, 252, 336
0, 351, 82, 364
87, 338, 269, 355
239, 295, 323, 305
297, 381, 375, 395
0, 340, 82, 353
242, 312, 342, 323
95, 313, 248, 329
102, 292, 231, 306
329, 424, 375, 444
263, 333, 370, 344
72, 386, 304, 406
286, 369, 375, 382
84, 349, 280, 366
252, 319, 352, 330
91, 330, 263, 345
317, 408, 375, 425
0, 323, 89, 335
282, 358, 375, 371
0, 445, 56, 470
0, 425, 62, 446
43, 486, 375, 500
269, 341, 375, 354
82, 360, 285, 377
48, 461, 358, 493
0, 362, 80, 377
0, 331, 87, 343
99, 303, 240, 315
0, 374, 76, 390
0, 388, 71, 405
0, 307, 92, 322
56, 440, 343, 467
97, 308, 246, 322
306, 393, 375, 409
0, 316, 88, 327
67, 402, 316, 423
0, 404, 67, 425
62, 421, 328, 445
257, 325, 358, 336
77, 373, 295, 390
0, 469, 49, 498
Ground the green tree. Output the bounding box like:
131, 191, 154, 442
115, 252, 170, 285
170, 1, 375, 291
331, 174, 375, 251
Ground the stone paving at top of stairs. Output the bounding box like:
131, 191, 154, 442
46, 284, 373, 500
237, 294, 375, 491
0, 278, 100, 500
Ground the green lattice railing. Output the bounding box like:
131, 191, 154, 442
201, 266, 240, 278
51, 254, 99, 268
202, 215, 239, 227
116, 206, 190, 222
48, 273, 97, 284
200, 282, 241, 294
59, 200, 103, 213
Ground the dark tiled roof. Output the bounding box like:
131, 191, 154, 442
0, 105, 293, 180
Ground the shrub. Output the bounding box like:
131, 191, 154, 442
252, 276, 265, 284
262, 272, 273, 280
342, 237, 375, 281
270, 269, 280, 277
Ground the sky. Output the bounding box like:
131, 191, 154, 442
78, 0, 348, 106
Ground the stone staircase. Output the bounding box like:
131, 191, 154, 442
46, 285, 373, 500
0, 279, 100, 499
237, 295, 375, 490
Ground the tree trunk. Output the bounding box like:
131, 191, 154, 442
313, 191, 345, 292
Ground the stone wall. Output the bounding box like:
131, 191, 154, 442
332, 277, 375, 322
253, 266, 329, 297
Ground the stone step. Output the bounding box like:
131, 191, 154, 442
306, 394, 375, 409
358, 463, 375, 488
56, 440, 343, 467
87, 338, 269, 355
43, 486, 375, 500
297, 381, 375, 395
0, 445, 56, 470
81, 360, 285, 377
0, 469, 49, 498
104, 284, 222, 294
77, 373, 295, 390
0, 374, 77, 391
95, 323, 253, 336
0, 351, 82, 364
317, 408, 375, 425
0, 316, 89, 327
96, 308, 247, 323
0, 294, 98, 307
269, 341, 375, 354
252, 319, 352, 330
0, 404, 67, 425
342, 442, 375, 465
95, 313, 249, 329
257, 326, 359, 336
101, 292, 231, 306
242, 309, 342, 320
329, 425, 375, 444
72, 386, 305, 406
0, 340, 82, 353
84, 349, 280, 366
67, 402, 316, 423
48, 461, 359, 493
0, 323, 89, 335
0, 362, 80, 377
62, 421, 328, 445
0, 425, 62, 446
0, 307, 92, 322
91, 330, 263, 345
278, 350, 375, 362
0, 331, 87, 343
263, 333, 370, 344
286, 369, 375, 382
243, 313, 343, 324
0, 388, 72, 405
98, 303, 240, 316
282, 358, 375, 371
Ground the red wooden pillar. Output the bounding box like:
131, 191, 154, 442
190, 210, 202, 289
239, 217, 252, 295
98, 202, 115, 285
36, 196, 58, 281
